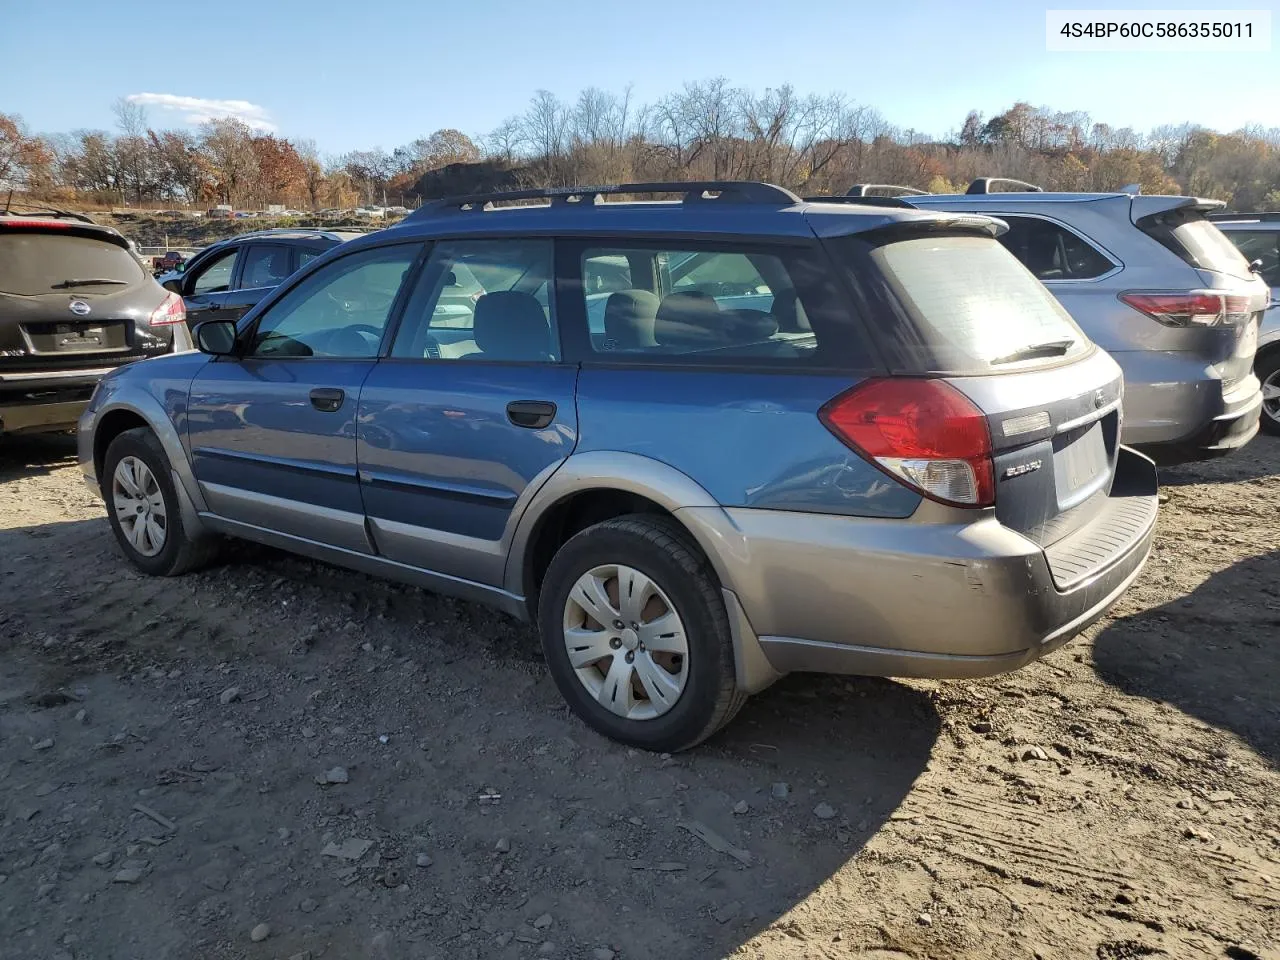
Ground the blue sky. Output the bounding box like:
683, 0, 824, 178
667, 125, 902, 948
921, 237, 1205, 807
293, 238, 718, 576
3, 0, 1277, 152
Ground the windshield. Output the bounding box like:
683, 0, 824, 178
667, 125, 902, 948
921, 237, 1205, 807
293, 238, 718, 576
0, 232, 144, 296
861, 233, 1090, 375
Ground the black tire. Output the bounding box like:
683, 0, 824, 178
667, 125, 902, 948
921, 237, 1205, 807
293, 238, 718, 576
1256, 347, 1280, 437
537, 514, 745, 752
102, 427, 219, 576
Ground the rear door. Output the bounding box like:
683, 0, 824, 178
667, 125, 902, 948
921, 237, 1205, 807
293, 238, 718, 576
357, 238, 577, 586
220, 242, 296, 320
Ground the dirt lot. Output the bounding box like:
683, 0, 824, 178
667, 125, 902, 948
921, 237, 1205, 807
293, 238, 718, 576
1, 433, 1277, 960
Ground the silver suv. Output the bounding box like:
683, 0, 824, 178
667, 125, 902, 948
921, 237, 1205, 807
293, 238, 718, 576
882, 179, 1271, 463
1209, 212, 1280, 435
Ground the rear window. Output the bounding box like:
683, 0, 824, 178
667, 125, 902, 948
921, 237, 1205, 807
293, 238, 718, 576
862, 234, 1090, 375
0, 232, 144, 296
1138, 211, 1255, 279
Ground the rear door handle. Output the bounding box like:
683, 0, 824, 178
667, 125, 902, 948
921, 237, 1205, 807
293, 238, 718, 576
310, 387, 345, 412
507, 400, 556, 429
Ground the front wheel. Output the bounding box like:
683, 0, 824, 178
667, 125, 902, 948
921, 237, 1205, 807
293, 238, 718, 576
102, 427, 218, 576
1256, 347, 1280, 437
537, 515, 745, 752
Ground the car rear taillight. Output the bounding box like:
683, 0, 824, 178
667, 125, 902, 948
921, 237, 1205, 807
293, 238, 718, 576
819, 378, 994, 508
1120, 291, 1253, 327
148, 291, 186, 326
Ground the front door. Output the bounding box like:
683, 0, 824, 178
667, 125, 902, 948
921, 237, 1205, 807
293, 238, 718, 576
181, 246, 241, 325
187, 242, 423, 552
357, 238, 578, 586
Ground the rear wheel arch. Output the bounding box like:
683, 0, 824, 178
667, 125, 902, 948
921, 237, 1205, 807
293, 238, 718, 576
520, 488, 710, 616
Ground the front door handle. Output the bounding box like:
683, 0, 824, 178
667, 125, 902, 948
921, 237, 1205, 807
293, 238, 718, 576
310, 387, 345, 412
507, 400, 556, 429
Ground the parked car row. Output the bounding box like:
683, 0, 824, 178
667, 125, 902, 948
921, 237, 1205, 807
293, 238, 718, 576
5, 181, 1273, 752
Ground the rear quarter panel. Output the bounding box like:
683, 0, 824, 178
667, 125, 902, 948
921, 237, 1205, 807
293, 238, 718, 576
573, 367, 921, 517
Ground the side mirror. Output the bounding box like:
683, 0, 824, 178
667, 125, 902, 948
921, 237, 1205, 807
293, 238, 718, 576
195, 319, 239, 356
163, 278, 183, 294
444, 270, 458, 287
176, 262, 186, 273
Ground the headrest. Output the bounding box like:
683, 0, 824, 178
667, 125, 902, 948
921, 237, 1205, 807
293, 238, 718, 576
654, 290, 722, 348
720, 308, 779, 341
602, 289, 659, 350
472, 291, 550, 360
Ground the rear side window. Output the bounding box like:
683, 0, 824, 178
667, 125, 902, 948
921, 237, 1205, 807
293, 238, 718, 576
995, 215, 1114, 280
1139, 211, 1255, 279
855, 234, 1090, 375
569, 243, 862, 366
238, 244, 294, 289
0, 232, 144, 296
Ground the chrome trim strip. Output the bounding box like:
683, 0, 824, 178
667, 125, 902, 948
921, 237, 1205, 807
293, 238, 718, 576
0, 366, 116, 382
1056, 398, 1121, 434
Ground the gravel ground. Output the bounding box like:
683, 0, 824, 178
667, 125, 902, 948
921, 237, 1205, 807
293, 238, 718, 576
1, 432, 1277, 960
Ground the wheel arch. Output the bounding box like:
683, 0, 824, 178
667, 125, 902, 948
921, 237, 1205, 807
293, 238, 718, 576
505, 452, 740, 612
90, 392, 207, 515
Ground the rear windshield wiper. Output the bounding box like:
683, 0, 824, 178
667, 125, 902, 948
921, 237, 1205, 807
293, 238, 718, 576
50, 278, 128, 289
989, 339, 1075, 365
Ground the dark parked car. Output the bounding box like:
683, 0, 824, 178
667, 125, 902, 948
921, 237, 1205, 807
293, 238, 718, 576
163, 229, 369, 328
80, 181, 1158, 751
0, 211, 190, 435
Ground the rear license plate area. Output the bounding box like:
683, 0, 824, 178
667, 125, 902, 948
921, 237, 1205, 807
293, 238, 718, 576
1053, 421, 1108, 504
21, 320, 128, 354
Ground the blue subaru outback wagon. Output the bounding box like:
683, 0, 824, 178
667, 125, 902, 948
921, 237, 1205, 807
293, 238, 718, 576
79, 181, 1159, 751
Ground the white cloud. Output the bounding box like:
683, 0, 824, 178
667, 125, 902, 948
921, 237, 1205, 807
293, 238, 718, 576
125, 93, 276, 132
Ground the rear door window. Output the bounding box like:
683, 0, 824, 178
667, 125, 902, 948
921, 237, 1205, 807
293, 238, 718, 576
994, 215, 1114, 280
563, 242, 864, 367
237, 244, 294, 290
0, 232, 144, 295
851, 233, 1090, 375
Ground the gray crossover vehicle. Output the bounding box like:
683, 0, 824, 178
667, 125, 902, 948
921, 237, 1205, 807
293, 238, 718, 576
1209, 212, 1280, 434
883, 179, 1271, 463
1, 210, 191, 435
78, 181, 1158, 750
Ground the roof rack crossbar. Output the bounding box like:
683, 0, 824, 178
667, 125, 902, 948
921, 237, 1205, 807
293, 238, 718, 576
805, 195, 917, 209
845, 184, 929, 197
966, 177, 1043, 195
411, 181, 801, 218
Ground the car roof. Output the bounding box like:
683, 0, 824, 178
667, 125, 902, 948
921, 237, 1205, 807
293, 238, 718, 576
0, 211, 130, 247
381, 181, 1001, 243
202, 228, 369, 252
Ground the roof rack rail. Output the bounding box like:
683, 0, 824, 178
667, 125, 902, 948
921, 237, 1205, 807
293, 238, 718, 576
845, 184, 929, 197
965, 177, 1043, 195
411, 181, 801, 219
805, 195, 918, 209
1207, 210, 1280, 222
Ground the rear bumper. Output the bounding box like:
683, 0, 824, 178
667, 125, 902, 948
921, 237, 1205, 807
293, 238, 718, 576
1117, 347, 1261, 461
0, 368, 115, 434
1131, 374, 1261, 464
682, 448, 1158, 684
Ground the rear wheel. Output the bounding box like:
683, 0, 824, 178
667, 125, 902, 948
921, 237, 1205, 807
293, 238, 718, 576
102, 427, 218, 576
1257, 347, 1280, 437
538, 515, 744, 752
